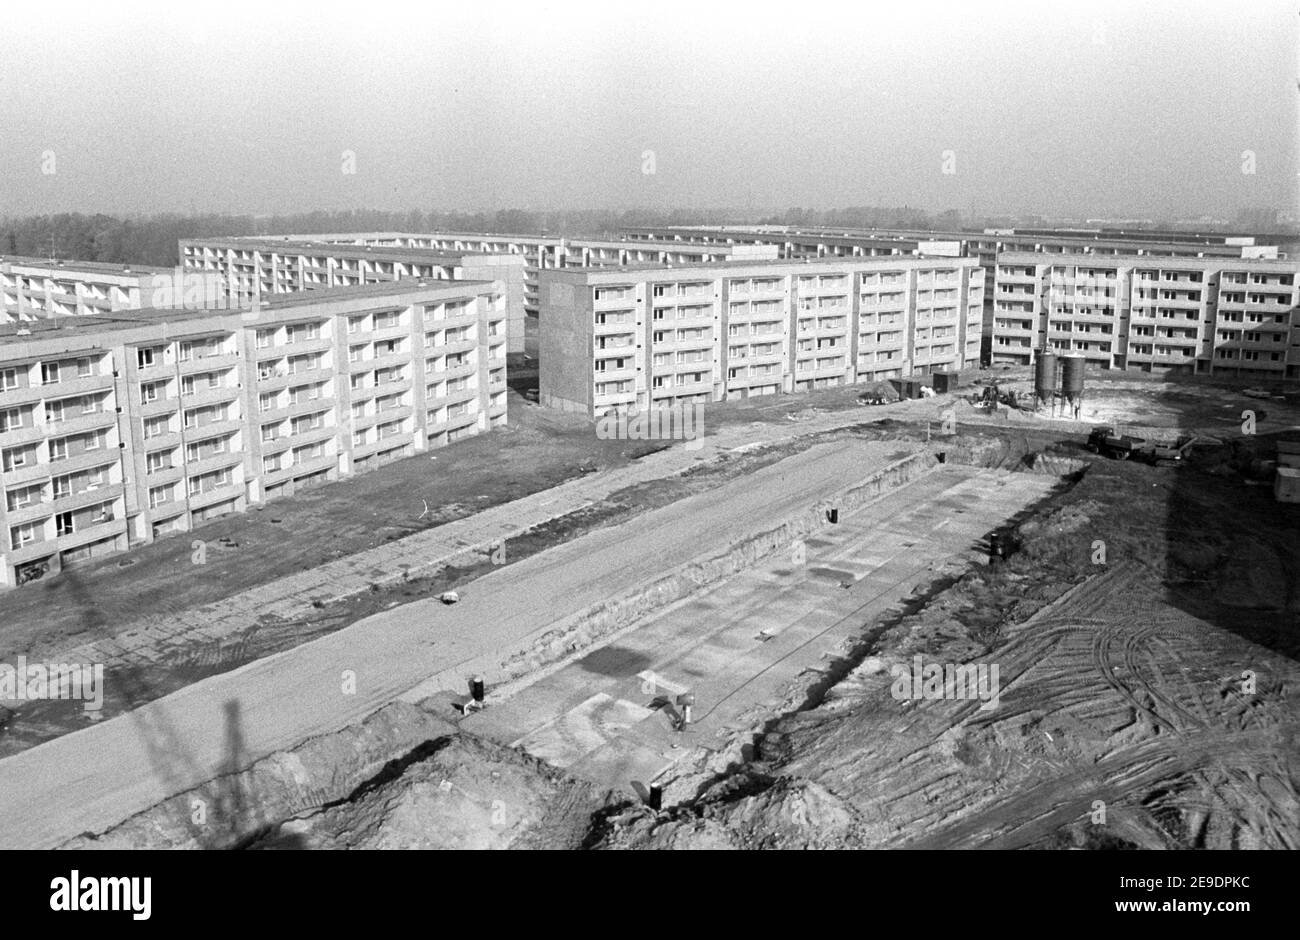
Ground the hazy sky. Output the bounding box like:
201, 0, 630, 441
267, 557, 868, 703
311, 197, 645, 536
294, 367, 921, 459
0, 0, 1295, 218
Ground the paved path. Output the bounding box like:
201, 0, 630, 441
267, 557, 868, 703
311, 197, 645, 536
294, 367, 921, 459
39, 403, 922, 672
0, 439, 907, 848
462, 467, 1059, 794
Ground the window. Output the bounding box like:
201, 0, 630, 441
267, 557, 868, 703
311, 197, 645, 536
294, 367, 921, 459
291, 413, 325, 434
0, 407, 26, 433
5, 485, 41, 512
146, 451, 172, 474
1, 369, 20, 391
55, 511, 75, 537
148, 485, 171, 509
136, 347, 157, 369
259, 392, 277, 413
261, 424, 279, 443
263, 454, 282, 473
52, 475, 71, 499
84, 431, 102, 451
40, 362, 60, 385
49, 439, 68, 461
10, 523, 40, 550
288, 323, 320, 343
144, 415, 170, 439
256, 329, 273, 349
76, 358, 93, 378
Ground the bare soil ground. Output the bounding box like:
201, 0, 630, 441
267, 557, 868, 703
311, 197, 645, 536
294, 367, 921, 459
592, 444, 1300, 850
0, 383, 873, 662
10, 369, 1300, 850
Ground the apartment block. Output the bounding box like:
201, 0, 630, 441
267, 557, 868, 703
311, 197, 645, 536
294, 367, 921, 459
1, 256, 173, 324
178, 237, 528, 358
290, 232, 780, 359
620, 226, 1283, 365
0, 279, 507, 588
991, 252, 1300, 380
539, 256, 983, 417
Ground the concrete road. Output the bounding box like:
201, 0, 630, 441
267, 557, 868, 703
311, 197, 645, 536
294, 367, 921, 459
462, 467, 1059, 793
0, 439, 907, 848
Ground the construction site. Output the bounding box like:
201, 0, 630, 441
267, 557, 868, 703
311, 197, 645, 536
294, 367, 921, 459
0, 361, 1296, 851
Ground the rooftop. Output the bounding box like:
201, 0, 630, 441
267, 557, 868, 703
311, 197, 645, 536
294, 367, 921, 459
997, 251, 1299, 270
0, 277, 496, 347
545, 255, 979, 276
0, 255, 173, 276
182, 236, 513, 265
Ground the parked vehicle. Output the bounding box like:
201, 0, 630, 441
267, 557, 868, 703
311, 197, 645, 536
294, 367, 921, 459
1086, 426, 1196, 466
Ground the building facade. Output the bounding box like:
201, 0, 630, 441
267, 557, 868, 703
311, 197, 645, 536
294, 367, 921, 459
1, 257, 173, 324
539, 256, 983, 417
178, 237, 528, 357
285, 231, 780, 359
991, 252, 1300, 380
0, 279, 507, 588
618, 225, 1283, 365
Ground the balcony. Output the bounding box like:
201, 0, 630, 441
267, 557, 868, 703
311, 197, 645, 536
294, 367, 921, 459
184, 449, 244, 478
181, 384, 241, 410
187, 479, 243, 512
49, 481, 125, 516
177, 352, 240, 376
183, 416, 242, 439
53, 515, 128, 554
33, 372, 116, 400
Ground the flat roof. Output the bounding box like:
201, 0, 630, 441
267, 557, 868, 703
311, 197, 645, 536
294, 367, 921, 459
996, 251, 1298, 271
181, 236, 519, 266
544, 255, 979, 277
0, 255, 173, 276
271, 232, 755, 255
0, 278, 496, 347
619, 226, 1267, 255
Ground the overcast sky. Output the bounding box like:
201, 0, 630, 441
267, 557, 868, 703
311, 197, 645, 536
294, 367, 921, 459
0, 0, 1294, 218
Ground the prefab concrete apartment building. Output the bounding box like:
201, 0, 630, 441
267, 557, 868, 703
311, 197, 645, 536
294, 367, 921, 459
1, 256, 174, 324
619, 225, 1282, 364
288, 231, 780, 358
991, 252, 1300, 380
539, 255, 983, 417
0, 279, 507, 588
178, 237, 529, 356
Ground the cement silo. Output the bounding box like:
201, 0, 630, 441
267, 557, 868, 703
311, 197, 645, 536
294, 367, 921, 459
1061, 355, 1086, 419
1034, 350, 1058, 407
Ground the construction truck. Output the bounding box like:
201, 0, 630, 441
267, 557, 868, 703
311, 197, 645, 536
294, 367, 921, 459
1086, 426, 1197, 466
972, 384, 1018, 410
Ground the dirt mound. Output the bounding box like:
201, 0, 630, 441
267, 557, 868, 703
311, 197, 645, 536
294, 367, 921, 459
255, 734, 610, 850
63, 700, 611, 851
596, 777, 866, 850
63, 701, 458, 850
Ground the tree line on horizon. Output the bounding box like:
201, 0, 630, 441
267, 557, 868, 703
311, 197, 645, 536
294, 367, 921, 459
1, 205, 1281, 270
